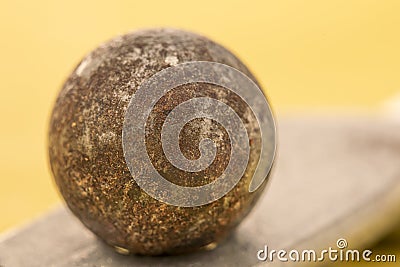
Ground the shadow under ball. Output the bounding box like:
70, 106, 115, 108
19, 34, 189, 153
48, 28, 273, 255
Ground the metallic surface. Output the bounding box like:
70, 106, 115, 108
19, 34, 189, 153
4, 116, 400, 266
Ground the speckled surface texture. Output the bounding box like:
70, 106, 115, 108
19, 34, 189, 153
48, 29, 271, 255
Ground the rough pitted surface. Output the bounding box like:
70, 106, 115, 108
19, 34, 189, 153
48, 28, 271, 255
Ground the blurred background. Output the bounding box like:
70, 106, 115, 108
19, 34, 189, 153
0, 0, 399, 265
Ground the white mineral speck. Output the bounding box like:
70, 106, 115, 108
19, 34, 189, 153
165, 56, 179, 66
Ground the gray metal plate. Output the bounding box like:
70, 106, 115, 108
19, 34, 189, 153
1, 116, 400, 267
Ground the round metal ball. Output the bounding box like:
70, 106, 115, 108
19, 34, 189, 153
48, 28, 275, 255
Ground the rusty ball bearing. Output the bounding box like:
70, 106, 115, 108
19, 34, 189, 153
48, 28, 276, 255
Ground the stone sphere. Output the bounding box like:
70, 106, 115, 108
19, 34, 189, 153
48, 28, 275, 255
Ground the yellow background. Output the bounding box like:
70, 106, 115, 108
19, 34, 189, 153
0, 1, 399, 264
